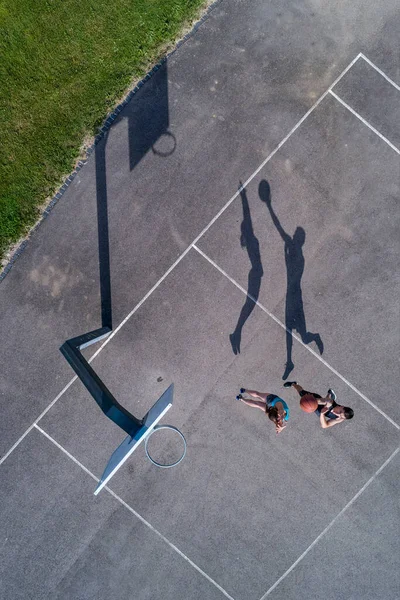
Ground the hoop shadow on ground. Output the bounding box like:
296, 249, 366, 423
94, 60, 175, 328
127, 62, 176, 170
259, 180, 323, 380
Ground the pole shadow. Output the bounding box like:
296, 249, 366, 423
94, 133, 112, 329
258, 179, 323, 379
93, 61, 175, 330
229, 182, 264, 354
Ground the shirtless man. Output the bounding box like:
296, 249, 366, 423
284, 381, 354, 428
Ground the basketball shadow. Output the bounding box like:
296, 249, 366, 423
259, 180, 323, 379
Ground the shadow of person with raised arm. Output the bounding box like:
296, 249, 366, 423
259, 180, 323, 379
230, 182, 263, 354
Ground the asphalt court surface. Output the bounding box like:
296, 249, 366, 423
199, 86, 400, 422
0, 428, 225, 600
3, 0, 400, 459
1, 2, 400, 599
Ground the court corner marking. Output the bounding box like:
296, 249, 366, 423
258, 446, 400, 599
329, 90, 400, 155
359, 54, 400, 92
33, 423, 236, 600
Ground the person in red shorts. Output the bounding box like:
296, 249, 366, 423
284, 381, 354, 428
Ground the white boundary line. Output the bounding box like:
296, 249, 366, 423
193, 245, 400, 431
94, 402, 172, 495
34, 424, 235, 600
0, 54, 362, 467
359, 53, 400, 92
259, 446, 399, 599
2, 49, 397, 599
0, 376, 78, 466
329, 90, 400, 155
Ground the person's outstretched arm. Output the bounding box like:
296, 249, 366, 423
319, 411, 342, 428
239, 181, 251, 231
263, 194, 291, 243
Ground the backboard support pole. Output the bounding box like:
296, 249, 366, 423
60, 328, 174, 493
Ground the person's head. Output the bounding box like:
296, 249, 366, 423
343, 407, 354, 420
268, 406, 285, 429
293, 227, 306, 246
336, 406, 354, 420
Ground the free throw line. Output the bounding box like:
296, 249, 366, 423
259, 446, 399, 599
1, 54, 363, 466
193, 245, 400, 431
34, 424, 236, 600
329, 90, 400, 154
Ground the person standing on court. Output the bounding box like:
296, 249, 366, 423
284, 381, 354, 428
236, 388, 289, 434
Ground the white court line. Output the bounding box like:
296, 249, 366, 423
193, 245, 400, 431
359, 54, 400, 92
259, 446, 399, 599
34, 424, 235, 600
0, 54, 362, 467
0, 376, 78, 466
86, 53, 363, 362
329, 90, 400, 155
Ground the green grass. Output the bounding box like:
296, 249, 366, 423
0, 0, 207, 260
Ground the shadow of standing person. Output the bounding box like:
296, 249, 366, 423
259, 180, 323, 379
230, 182, 263, 354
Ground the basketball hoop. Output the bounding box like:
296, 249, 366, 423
145, 424, 186, 468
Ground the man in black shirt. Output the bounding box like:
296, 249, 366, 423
284, 381, 354, 428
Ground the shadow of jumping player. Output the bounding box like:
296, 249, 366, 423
259, 180, 323, 379
230, 182, 263, 354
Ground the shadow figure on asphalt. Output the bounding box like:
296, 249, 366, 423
230, 182, 263, 354
259, 179, 323, 379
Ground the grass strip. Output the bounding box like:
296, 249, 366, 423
0, 0, 208, 261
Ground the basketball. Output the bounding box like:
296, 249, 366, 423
300, 393, 318, 413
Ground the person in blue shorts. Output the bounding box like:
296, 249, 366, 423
236, 388, 289, 434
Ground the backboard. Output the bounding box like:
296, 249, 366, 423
94, 383, 174, 495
